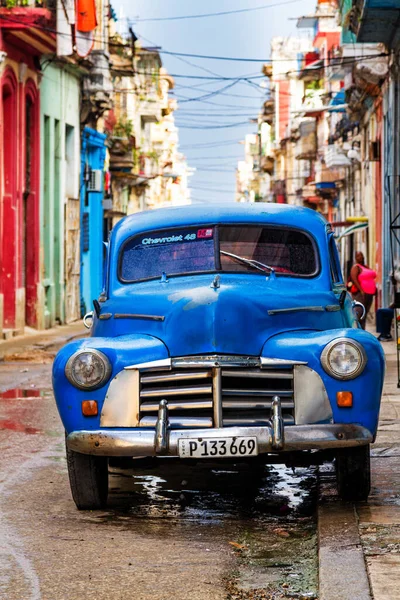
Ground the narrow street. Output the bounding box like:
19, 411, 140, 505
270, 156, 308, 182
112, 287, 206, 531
0, 327, 398, 600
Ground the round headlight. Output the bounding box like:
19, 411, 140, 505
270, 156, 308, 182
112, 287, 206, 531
321, 338, 367, 380
65, 350, 112, 390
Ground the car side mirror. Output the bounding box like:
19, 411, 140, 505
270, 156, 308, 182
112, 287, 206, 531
83, 311, 94, 329
352, 300, 366, 322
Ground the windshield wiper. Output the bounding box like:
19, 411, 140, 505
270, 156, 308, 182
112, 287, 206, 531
220, 251, 275, 274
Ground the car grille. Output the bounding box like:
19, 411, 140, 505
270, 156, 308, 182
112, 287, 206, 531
138, 359, 294, 429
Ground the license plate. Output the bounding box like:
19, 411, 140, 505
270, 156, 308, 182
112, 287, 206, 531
178, 437, 258, 459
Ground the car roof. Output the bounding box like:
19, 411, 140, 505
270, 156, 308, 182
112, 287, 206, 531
111, 203, 328, 247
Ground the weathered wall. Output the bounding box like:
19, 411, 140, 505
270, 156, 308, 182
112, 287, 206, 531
0, 54, 40, 334
39, 62, 81, 328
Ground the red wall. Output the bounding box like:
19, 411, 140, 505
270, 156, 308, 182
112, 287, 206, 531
0, 56, 40, 329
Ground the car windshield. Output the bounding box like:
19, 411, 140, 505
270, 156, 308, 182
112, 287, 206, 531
119, 225, 317, 282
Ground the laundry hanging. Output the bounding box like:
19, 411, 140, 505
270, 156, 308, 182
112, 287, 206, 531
56, 0, 75, 56
75, 0, 98, 58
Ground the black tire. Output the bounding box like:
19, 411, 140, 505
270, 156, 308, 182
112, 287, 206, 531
335, 444, 371, 501
66, 445, 109, 510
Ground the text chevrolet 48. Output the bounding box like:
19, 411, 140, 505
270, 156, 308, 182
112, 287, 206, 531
53, 204, 384, 509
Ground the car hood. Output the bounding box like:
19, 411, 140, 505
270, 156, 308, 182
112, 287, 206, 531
95, 274, 346, 357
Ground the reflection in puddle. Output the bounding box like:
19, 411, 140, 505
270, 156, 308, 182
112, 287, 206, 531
0, 388, 51, 400
0, 419, 40, 434
0, 388, 42, 399
0, 388, 51, 435
106, 459, 317, 524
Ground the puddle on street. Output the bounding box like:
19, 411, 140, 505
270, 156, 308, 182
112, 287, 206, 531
0, 382, 319, 597
104, 459, 316, 523
0, 388, 47, 400
94, 459, 318, 598
0, 388, 53, 436
0, 419, 40, 434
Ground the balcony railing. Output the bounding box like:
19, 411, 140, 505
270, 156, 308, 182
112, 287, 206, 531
324, 145, 351, 169
0, 0, 55, 7
349, 0, 400, 48
294, 120, 317, 160
109, 137, 135, 172
139, 96, 162, 124
260, 155, 274, 175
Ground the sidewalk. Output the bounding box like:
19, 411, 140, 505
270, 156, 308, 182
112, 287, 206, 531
356, 337, 400, 600
0, 321, 87, 360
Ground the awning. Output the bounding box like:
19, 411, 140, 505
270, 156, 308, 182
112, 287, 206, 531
299, 58, 324, 80
328, 90, 347, 113
296, 13, 336, 29
337, 222, 369, 240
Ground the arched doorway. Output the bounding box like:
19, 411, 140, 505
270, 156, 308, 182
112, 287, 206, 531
24, 81, 40, 327
1, 69, 18, 329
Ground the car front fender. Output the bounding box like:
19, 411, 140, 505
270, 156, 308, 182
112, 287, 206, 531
52, 334, 169, 433
261, 328, 385, 436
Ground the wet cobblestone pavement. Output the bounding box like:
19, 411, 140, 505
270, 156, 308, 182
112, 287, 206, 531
0, 364, 319, 600
0, 334, 399, 599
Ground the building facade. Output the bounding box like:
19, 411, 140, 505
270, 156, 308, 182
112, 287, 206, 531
0, 1, 55, 336
40, 62, 81, 328
236, 0, 396, 311
0, 2, 190, 335
80, 127, 107, 315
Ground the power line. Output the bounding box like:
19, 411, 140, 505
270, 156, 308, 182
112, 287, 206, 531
175, 95, 263, 109
135, 31, 225, 80
178, 80, 240, 103
177, 121, 251, 130
0, 14, 387, 79
175, 85, 265, 100
132, 0, 303, 23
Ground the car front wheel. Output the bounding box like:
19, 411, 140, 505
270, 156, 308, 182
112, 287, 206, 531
335, 444, 371, 501
66, 444, 109, 510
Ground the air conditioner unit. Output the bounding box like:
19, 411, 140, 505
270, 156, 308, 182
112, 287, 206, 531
87, 169, 103, 192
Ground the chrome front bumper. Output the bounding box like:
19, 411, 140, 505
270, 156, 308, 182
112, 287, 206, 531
67, 423, 373, 457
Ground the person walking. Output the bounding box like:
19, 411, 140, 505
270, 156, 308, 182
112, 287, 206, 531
349, 251, 377, 329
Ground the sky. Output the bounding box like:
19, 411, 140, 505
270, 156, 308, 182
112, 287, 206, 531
112, 0, 316, 204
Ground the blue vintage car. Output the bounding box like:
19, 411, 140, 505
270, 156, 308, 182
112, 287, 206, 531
53, 204, 385, 509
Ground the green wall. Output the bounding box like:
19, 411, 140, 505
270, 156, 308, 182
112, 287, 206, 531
39, 62, 81, 328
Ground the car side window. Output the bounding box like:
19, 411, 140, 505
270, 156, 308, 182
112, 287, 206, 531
329, 235, 343, 285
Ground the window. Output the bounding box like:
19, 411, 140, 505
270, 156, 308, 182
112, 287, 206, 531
219, 227, 316, 276
119, 225, 318, 283
329, 235, 343, 284
120, 227, 215, 282
82, 213, 90, 253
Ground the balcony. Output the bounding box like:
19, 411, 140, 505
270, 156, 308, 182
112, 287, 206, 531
301, 183, 321, 205
349, 0, 400, 49
0, 0, 55, 53
109, 138, 135, 172
324, 145, 351, 169
299, 51, 323, 82
0, 0, 53, 5
294, 89, 326, 118
294, 120, 317, 160
0, 0, 55, 21
260, 155, 274, 175
295, 136, 317, 160
137, 154, 160, 179
139, 95, 162, 124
